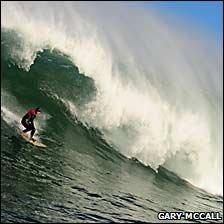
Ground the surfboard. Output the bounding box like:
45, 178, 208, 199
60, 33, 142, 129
18, 129, 47, 148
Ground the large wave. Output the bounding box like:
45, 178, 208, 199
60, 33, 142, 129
1, 1, 223, 195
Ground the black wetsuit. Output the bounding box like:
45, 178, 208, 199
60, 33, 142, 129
21, 109, 37, 138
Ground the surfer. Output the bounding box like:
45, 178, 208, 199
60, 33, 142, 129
21, 108, 41, 142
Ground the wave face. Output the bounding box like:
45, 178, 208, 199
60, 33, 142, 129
1, 2, 223, 222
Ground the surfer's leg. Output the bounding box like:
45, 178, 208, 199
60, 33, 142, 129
30, 129, 36, 142
30, 128, 36, 138
21, 118, 30, 132
23, 128, 31, 133
30, 122, 36, 140
23, 124, 32, 133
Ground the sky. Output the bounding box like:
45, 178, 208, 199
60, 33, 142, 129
143, 1, 223, 42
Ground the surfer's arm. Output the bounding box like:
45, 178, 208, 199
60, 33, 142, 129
22, 113, 29, 120
28, 115, 36, 125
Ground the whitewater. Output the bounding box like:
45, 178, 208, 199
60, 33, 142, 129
1, 2, 223, 223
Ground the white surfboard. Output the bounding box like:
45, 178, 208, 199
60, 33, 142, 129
18, 129, 47, 148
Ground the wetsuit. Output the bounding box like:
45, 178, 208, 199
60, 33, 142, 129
21, 108, 37, 138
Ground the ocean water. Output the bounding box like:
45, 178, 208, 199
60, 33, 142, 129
1, 2, 223, 223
